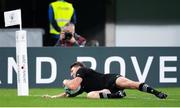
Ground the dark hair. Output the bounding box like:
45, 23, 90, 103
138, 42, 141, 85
70, 62, 86, 69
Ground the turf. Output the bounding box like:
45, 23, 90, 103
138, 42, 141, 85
0, 87, 179, 107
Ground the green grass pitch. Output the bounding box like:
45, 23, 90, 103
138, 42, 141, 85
0, 87, 180, 107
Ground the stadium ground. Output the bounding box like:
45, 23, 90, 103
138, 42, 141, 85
0, 87, 179, 107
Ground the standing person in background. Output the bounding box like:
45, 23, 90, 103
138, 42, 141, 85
55, 23, 86, 47
48, 0, 76, 46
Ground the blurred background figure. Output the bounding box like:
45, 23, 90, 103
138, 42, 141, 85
55, 23, 86, 47
86, 40, 99, 47
48, 0, 76, 46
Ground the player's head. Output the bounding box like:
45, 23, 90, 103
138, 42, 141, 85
70, 62, 86, 69
70, 62, 85, 78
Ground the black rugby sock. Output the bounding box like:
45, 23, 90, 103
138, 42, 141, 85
99, 91, 126, 99
139, 83, 159, 95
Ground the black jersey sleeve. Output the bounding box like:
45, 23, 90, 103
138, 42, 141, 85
75, 68, 87, 78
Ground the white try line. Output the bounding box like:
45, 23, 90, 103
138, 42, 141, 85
30, 94, 178, 102
126, 96, 178, 101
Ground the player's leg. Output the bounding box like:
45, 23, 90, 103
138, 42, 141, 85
87, 89, 111, 99
115, 76, 167, 99
138, 83, 167, 99
87, 89, 126, 99
115, 77, 140, 89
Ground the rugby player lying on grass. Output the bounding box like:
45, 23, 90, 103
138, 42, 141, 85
43, 62, 167, 99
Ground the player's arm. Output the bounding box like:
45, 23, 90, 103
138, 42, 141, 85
63, 77, 82, 90
43, 92, 68, 99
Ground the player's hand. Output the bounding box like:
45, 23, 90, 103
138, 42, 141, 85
42, 94, 55, 99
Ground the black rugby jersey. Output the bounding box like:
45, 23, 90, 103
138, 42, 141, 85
76, 67, 120, 93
